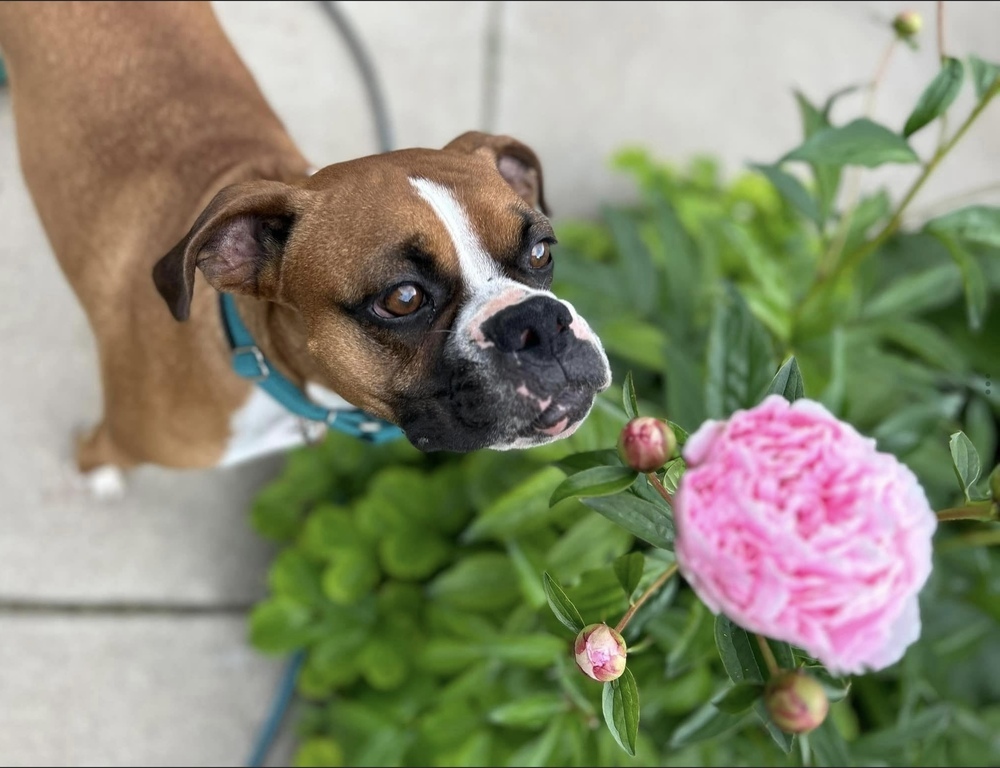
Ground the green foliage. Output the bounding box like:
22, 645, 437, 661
247, 22, 1000, 767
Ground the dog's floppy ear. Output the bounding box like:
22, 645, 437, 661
444, 131, 549, 215
153, 180, 304, 321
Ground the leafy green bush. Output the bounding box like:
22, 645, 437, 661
249, 13, 1000, 767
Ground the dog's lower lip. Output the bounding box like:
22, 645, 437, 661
534, 386, 590, 428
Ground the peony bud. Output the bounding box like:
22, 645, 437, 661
618, 417, 676, 473
764, 671, 829, 734
892, 10, 922, 39
574, 623, 628, 682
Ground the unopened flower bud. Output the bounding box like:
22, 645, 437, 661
892, 10, 922, 39
574, 623, 627, 682
764, 671, 829, 734
618, 417, 676, 472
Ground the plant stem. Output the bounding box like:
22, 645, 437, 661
798, 76, 1000, 312
615, 562, 678, 633
755, 634, 781, 676
940, 528, 1000, 550
936, 503, 997, 522
647, 472, 674, 506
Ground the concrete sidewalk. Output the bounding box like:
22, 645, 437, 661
2, 2, 998, 765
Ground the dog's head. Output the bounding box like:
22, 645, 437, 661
153, 131, 611, 452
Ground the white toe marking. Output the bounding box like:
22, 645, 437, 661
86, 466, 126, 501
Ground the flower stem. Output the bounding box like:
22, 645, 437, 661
755, 634, 781, 676
647, 472, 674, 506
936, 503, 997, 522
615, 562, 678, 634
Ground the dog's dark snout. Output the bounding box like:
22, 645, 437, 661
483, 296, 572, 357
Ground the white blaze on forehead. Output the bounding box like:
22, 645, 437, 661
409, 177, 501, 289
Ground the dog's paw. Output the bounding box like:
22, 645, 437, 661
84, 466, 127, 501
40, 461, 128, 504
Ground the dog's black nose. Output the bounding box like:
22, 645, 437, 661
482, 296, 573, 359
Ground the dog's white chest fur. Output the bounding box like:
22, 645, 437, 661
217, 383, 352, 467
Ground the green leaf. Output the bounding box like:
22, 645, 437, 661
934, 233, 988, 331
663, 336, 706, 431
321, 549, 381, 605
248, 597, 317, 654
669, 701, 754, 749
582, 494, 675, 550
668, 421, 690, 446
793, 90, 841, 221
705, 284, 776, 419
546, 514, 634, 582
294, 737, 344, 768
487, 694, 570, 729
765, 356, 805, 402
873, 394, 963, 456
862, 263, 963, 320
794, 89, 827, 138
950, 431, 982, 501
565, 568, 631, 620
462, 467, 566, 542
969, 55, 1000, 100
542, 572, 586, 633
926, 204, 1000, 248
662, 458, 686, 495
714, 616, 795, 753
852, 704, 953, 761
507, 539, 547, 609
712, 682, 766, 714
605, 207, 659, 317
652, 195, 701, 335
750, 164, 822, 225
268, 550, 324, 604
549, 465, 639, 507
428, 553, 520, 613
876, 320, 969, 373
506, 717, 565, 767
784, 118, 920, 168
622, 370, 639, 419
903, 57, 965, 137
601, 318, 669, 371
602, 668, 640, 757
555, 449, 622, 475
613, 553, 645, 600
809, 717, 853, 767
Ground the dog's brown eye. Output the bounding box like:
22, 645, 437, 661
529, 241, 552, 270
375, 283, 425, 318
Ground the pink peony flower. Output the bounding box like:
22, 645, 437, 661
574, 623, 628, 682
675, 395, 937, 675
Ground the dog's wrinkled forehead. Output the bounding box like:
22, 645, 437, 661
296, 148, 540, 304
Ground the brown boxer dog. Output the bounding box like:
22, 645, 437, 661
0, 1, 610, 496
